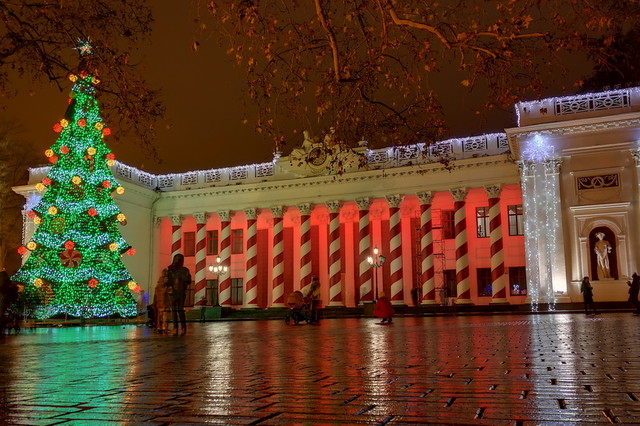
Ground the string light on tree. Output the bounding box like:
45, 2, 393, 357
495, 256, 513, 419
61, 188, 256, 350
11, 39, 138, 319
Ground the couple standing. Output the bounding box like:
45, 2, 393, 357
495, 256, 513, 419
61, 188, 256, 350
154, 254, 191, 334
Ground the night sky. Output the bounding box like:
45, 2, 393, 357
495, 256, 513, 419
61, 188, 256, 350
2, 3, 585, 175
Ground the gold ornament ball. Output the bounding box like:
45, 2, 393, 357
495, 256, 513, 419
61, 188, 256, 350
69, 74, 78, 82
107, 159, 115, 167
60, 119, 69, 128
45, 149, 54, 158
108, 243, 118, 251
35, 183, 45, 192
116, 213, 126, 222
87, 147, 97, 156
48, 206, 58, 215
33, 278, 43, 288
127, 281, 137, 290
95, 122, 104, 130
116, 186, 125, 195
71, 176, 82, 185
26, 241, 37, 250
34, 216, 42, 225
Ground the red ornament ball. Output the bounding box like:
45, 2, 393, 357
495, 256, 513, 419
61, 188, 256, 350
88, 278, 98, 288
48, 156, 58, 164
42, 177, 52, 186
79, 70, 89, 79
53, 123, 63, 133
102, 180, 112, 189
102, 128, 112, 136
77, 118, 87, 128
126, 248, 136, 256
87, 208, 98, 217
106, 153, 116, 160
17, 246, 27, 255
26, 210, 37, 218
60, 146, 70, 154
64, 240, 75, 250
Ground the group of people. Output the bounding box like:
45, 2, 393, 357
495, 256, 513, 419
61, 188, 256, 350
580, 272, 640, 315
152, 254, 192, 334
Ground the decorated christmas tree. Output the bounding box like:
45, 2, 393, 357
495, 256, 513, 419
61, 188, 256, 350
13, 41, 139, 319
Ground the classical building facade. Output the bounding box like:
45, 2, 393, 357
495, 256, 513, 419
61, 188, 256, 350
14, 87, 640, 309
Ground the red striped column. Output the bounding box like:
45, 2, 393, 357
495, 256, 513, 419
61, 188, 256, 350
298, 203, 313, 295
356, 197, 373, 303
486, 185, 508, 304
418, 192, 436, 304
327, 201, 343, 306
170, 215, 183, 259
271, 206, 285, 307
193, 212, 209, 307
217, 210, 232, 307
451, 188, 471, 303
386, 194, 404, 304
244, 208, 258, 308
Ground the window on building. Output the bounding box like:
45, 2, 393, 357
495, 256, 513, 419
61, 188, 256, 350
206, 230, 219, 255
509, 267, 527, 295
443, 269, 457, 300
441, 210, 455, 239
231, 278, 243, 305
508, 205, 524, 236
231, 229, 244, 254
183, 231, 195, 257
476, 207, 490, 238
477, 268, 492, 297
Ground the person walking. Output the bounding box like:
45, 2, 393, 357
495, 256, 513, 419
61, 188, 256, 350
373, 291, 395, 324
627, 272, 640, 315
167, 254, 192, 334
305, 276, 322, 324
580, 276, 599, 315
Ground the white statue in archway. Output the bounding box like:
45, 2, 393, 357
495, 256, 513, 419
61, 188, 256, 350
594, 232, 612, 280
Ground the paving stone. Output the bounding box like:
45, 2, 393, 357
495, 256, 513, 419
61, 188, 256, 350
1, 313, 640, 424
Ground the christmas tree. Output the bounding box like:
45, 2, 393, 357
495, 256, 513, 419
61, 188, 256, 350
13, 40, 139, 319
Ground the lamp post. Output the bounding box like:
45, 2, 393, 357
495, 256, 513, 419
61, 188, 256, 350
367, 247, 386, 301
208, 256, 228, 306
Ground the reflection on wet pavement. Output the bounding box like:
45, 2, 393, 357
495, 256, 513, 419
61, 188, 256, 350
1, 313, 639, 424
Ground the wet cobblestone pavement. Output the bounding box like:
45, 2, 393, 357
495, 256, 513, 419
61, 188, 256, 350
1, 313, 639, 425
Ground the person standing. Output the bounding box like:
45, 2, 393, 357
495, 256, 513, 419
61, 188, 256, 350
153, 269, 170, 333
373, 291, 395, 323
627, 272, 640, 315
305, 276, 322, 324
167, 254, 192, 334
580, 276, 598, 315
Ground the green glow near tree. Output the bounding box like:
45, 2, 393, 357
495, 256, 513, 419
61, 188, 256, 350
12, 60, 138, 319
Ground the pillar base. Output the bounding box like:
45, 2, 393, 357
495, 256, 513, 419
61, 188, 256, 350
242, 305, 259, 309
328, 302, 345, 307
270, 303, 285, 308
455, 299, 474, 305
490, 298, 510, 305
421, 300, 438, 305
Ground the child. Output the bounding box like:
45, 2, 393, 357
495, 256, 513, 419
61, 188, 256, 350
153, 269, 171, 333
373, 291, 395, 323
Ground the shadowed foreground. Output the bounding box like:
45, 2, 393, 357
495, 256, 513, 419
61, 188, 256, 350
1, 314, 639, 424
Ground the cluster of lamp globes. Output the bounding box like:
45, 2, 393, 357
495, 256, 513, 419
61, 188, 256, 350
208, 256, 229, 275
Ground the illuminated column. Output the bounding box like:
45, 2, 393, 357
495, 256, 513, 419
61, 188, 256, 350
327, 201, 344, 306
486, 185, 508, 304
386, 194, 404, 305
218, 210, 232, 307
543, 158, 566, 300
193, 212, 209, 307
298, 203, 313, 295
271, 206, 285, 307
519, 160, 542, 307
244, 208, 258, 308
451, 188, 471, 303
418, 191, 436, 304
170, 215, 183, 258
356, 197, 373, 303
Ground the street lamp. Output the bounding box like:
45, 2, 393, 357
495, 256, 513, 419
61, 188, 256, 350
208, 256, 228, 306
367, 247, 386, 300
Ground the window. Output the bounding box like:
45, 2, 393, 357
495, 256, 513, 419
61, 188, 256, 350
508, 205, 524, 236
441, 210, 455, 239
206, 230, 219, 255
509, 267, 527, 295
477, 268, 492, 297
231, 278, 243, 305
476, 207, 490, 238
231, 229, 244, 254
183, 232, 195, 257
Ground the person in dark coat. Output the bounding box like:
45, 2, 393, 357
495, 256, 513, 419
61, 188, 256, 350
580, 276, 598, 315
373, 291, 395, 323
627, 272, 640, 315
168, 254, 192, 334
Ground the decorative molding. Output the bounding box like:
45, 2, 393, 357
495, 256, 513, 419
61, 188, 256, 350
576, 174, 619, 191
543, 158, 562, 175
297, 203, 312, 216
244, 208, 257, 220
193, 212, 209, 224
450, 187, 467, 202
355, 197, 371, 211
417, 191, 433, 205
631, 149, 640, 167
218, 210, 231, 222
327, 200, 342, 214
169, 215, 183, 226
485, 184, 502, 199
270, 206, 284, 218
385, 194, 403, 208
